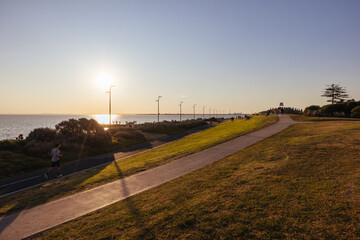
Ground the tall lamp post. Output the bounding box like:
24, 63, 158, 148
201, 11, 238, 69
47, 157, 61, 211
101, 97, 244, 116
106, 85, 116, 130
156, 96, 162, 122
193, 104, 196, 119
209, 107, 211, 118
202, 106, 206, 119
179, 101, 183, 121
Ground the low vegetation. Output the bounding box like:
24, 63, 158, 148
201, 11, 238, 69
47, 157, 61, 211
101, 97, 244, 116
304, 100, 360, 118
0, 118, 208, 179
135, 119, 208, 135
30, 120, 360, 239
0, 115, 277, 217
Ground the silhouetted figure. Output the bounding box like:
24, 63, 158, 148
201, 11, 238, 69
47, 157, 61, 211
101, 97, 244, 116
16, 134, 23, 140
281, 108, 284, 115
44, 143, 63, 179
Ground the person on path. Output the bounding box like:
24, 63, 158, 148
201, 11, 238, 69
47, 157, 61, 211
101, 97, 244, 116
44, 143, 63, 179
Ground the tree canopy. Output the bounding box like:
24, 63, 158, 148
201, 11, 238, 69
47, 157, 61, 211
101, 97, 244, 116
321, 84, 349, 104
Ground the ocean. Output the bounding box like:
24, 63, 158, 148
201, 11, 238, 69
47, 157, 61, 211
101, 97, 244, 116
0, 114, 234, 140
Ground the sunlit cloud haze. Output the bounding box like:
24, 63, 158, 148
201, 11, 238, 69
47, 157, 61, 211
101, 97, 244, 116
0, 0, 359, 114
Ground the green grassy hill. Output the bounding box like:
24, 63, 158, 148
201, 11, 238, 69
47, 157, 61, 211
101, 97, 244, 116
1, 115, 277, 217
30, 120, 360, 239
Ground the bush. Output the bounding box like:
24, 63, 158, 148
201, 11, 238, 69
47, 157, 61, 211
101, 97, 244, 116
351, 106, 360, 118
305, 105, 320, 111
56, 118, 104, 136
23, 140, 54, 158
87, 132, 112, 147
27, 128, 57, 142
0, 140, 19, 151
304, 105, 320, 116
321, 104, 345, 117
113, 128, 147, 143
344, 101, 360, 115
0, 150, 13, 160
136, 119, 207, 134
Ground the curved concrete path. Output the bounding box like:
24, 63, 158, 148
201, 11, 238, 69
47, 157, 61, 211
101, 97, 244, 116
0, 115, 296, 239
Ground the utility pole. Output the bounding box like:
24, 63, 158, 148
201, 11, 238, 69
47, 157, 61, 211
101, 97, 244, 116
193, 104, 196, 119
179, 101, 183, 121
203, 106, 206, 119
156, 96, 162, 122
106, 85, 115, 130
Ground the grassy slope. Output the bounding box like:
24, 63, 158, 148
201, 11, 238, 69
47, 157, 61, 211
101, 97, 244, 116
30, 120, 360, 239
0, 115, 277, 217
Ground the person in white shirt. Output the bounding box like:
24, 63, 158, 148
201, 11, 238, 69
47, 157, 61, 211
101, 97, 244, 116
44, 143, 63, 179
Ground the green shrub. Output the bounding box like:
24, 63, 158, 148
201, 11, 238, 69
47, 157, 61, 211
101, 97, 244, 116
87, 132, 112, 147
321, 103, 346, 117
136, 119, 207, 134
23, 140, 53, 158
0, 150, 13, 160
304, 105, 320, 116
113, 128, 147, 143
305, 105, 320, 111
56, 118, 104, 136
351, 106, 360, 118
27, 128, 57, 142
0, 140, 18, 151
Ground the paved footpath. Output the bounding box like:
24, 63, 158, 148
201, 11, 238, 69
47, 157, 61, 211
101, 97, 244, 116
0, 115, 296, 239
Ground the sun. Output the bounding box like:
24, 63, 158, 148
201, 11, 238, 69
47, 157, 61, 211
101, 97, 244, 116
98, 73, 113, 89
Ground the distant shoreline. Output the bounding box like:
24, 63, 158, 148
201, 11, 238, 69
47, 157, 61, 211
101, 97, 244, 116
0, 114, 241, 141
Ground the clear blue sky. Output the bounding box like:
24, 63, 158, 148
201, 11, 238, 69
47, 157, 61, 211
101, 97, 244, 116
1, 0, 359, 114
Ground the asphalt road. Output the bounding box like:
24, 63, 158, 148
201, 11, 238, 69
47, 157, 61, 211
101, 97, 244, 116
0, 124, 214, 197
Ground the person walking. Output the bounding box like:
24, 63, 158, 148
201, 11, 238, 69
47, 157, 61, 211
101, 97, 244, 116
44, 143, 63, 179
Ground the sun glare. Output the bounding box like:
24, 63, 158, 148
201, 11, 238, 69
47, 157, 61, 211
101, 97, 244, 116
98, 74, 113, 89
93, 114, 109, 124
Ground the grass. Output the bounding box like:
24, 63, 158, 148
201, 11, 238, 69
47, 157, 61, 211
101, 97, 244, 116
0, 115, 277, 217
28, 120, 360, 239
289, 114, 360, 122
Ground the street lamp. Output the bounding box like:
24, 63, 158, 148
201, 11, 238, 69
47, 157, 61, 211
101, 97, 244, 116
193, 104, 196, 119
156, 96, 162, 122
202, 106, 206, 119
179, 101, 183, 121
209, 107, 211, 118
106, 85, 116, 130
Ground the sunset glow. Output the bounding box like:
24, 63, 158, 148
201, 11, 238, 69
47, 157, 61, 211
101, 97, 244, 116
0, 1, 359, 115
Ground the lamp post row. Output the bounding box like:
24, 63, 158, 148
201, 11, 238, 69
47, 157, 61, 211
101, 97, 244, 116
107, 90, 230, 125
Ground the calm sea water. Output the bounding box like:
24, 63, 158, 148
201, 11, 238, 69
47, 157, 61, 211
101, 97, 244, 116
0, 114, 234, 140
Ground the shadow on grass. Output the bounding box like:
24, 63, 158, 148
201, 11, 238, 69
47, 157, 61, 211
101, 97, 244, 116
0, 124, 215, 237
0, 161, 110, 237
113, 160, 156, 239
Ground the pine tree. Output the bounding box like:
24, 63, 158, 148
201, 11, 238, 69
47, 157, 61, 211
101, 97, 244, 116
321, 84, 349, 104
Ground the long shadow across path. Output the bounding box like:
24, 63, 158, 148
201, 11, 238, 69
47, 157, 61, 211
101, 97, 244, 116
0, 115, 296, 239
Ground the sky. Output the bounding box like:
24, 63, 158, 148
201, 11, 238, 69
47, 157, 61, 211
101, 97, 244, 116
0, 0, 359, 114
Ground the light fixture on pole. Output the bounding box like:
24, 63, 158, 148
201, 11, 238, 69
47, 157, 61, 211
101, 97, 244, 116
202, 106, 206, 119
156, 96, 162, 122
106, 85, 116, 130
209, 107, 211, 118
193, 104, 196, 119
179, 101, 183, 121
